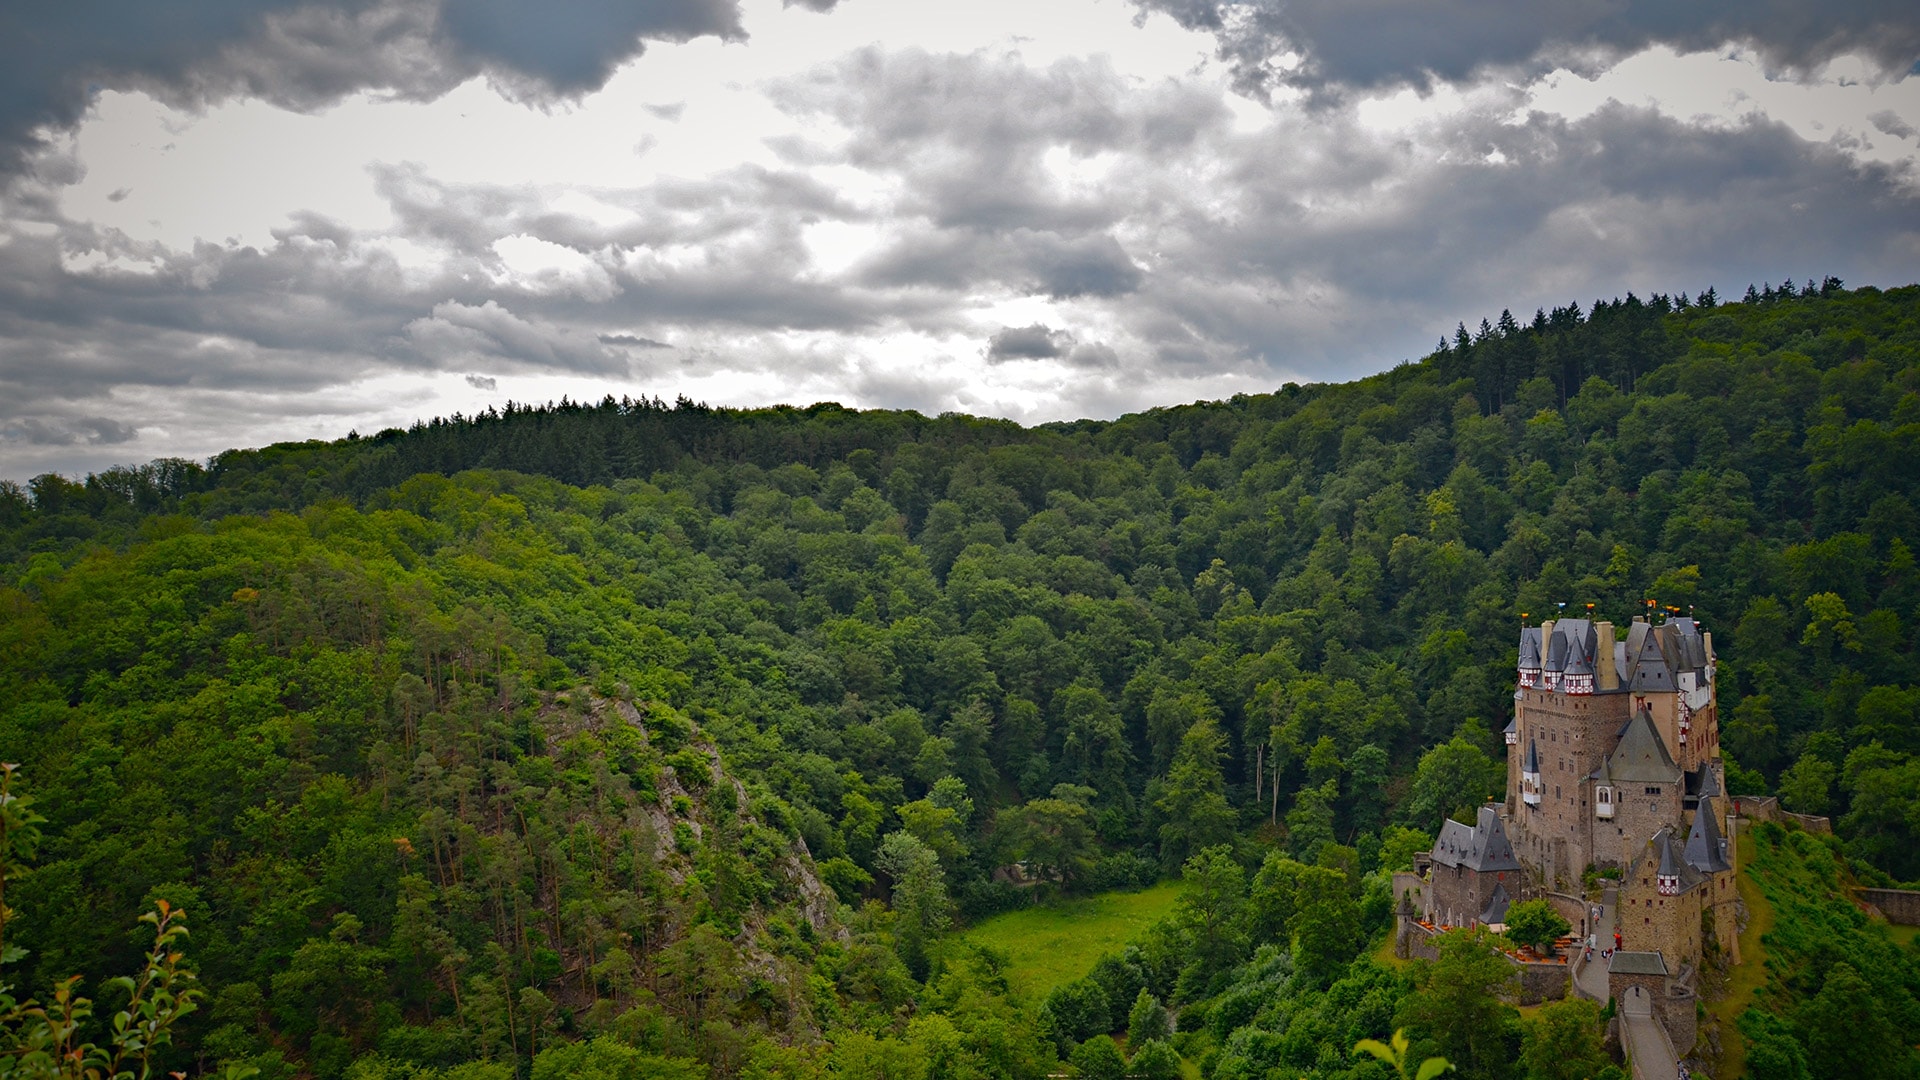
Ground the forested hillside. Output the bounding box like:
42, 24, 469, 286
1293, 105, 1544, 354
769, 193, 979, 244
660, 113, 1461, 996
2, 278, 1917, 1079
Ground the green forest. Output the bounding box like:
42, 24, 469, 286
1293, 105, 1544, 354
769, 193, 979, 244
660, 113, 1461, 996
2, 277, 1918, 1079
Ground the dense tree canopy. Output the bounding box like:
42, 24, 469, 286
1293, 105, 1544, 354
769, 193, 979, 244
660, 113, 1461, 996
2, 279, 1917, 1078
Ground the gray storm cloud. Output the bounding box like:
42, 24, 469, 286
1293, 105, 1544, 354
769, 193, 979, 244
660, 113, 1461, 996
1130, 0, 1920, 98
0, 0, 756, 174
0, 1, 1915, 483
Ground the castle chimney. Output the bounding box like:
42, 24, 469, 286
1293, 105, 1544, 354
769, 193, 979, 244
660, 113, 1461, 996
1702, 631, 1714, 663
1540, 619, 1554, 646
1596, 621, 1617, 690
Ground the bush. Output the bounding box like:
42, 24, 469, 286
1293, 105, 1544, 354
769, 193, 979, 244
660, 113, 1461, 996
666, 748, 711, 787
1128, 1039, 1181, 1080
1069, 1035, 1126, 1080
1126, 988, 1169, 1046
1503, 899, 1570, 954
1039, 978, 1111, 1053
954, 876, 1030, 920
1084, 851, 1158, 892
817, 856, 872, 905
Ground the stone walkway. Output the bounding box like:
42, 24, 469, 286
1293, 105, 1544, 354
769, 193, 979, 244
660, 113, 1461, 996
1569, 885, 1679, 1080
1572, 885, 1616, 1001
1623, 1009, 1679, 1080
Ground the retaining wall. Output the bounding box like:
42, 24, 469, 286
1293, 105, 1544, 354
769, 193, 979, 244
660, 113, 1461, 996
1730, 795, 1831, 834
1396, 920, 1572, 1004
1860, 888, 1920, 926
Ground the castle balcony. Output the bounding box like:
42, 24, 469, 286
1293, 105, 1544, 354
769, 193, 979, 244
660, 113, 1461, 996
1657, 873, 1680, 896
1563, 675, 1594, 695
1518, 670, 1540, 688
1596, 786, 1615, 819
1522, 775, 1542, 807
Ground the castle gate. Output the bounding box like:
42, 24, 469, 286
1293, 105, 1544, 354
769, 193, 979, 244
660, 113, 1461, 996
1621, 985, 1652, 1018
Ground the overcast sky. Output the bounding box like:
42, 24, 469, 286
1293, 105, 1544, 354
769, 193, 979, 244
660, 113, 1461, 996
2, 0, 1918, 481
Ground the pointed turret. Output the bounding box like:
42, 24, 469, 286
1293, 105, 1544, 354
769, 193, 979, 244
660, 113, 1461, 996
1518, 626, 1543, 688
1560, 619, 1598, 694
1684, 797, 1732, 873
1655, 831, 1682, 896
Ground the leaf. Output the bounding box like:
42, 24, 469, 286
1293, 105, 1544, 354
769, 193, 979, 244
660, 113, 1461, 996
1354, 1038, 1396, 1065
1415, 1058, 1452, 1080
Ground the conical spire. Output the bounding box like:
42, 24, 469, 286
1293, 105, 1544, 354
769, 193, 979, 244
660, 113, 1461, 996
1684, 797, 1732, 873
1657, 834, 1681, 879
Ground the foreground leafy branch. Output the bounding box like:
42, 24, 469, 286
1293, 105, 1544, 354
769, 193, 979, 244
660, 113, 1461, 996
1355, 1029, 1451, 1080
0, 764, 253, 1080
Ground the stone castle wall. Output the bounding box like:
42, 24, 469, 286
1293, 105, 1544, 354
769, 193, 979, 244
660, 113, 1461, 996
1860, 888, 1920, 926
1617, 868, 1703, 961
1730, 795, 1831, 835
1508, 689, 1635, 882
1394, 921, 1570, 1005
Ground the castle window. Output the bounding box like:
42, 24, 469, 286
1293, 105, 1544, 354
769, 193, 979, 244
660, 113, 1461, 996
1644, 786, 1662, 795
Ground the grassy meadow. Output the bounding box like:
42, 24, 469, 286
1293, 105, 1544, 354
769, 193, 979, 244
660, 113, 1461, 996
959, 881, 1184, 1001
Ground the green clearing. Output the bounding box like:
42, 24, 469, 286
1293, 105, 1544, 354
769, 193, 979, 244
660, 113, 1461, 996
959, 881, 1183, 1001
1701, 819, 1773, 1080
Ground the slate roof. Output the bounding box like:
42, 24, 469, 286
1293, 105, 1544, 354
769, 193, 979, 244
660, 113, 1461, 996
1543, 618, 1598, 676
1545, 623, 1569, 672
1624, 619, 1652, 669
1525, 738, 1542, 775
1608, 950, 1669, 976
1598, 709, 1683, 785
1645, 828, 1706, 894
1563, 620, 1598, 677
1684, 797, 1733, 874
1685, 763, 1722, 801
1657, 832, 1682, 879
1479, 882, 1512, 925
1518, 626, 1543, 670
1627, 631, 1676, 692
1431, 805, 1523, 872
1667, 617, 1709, 671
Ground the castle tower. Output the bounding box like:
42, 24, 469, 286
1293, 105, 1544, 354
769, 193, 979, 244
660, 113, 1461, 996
1418, 606, 1729, 996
